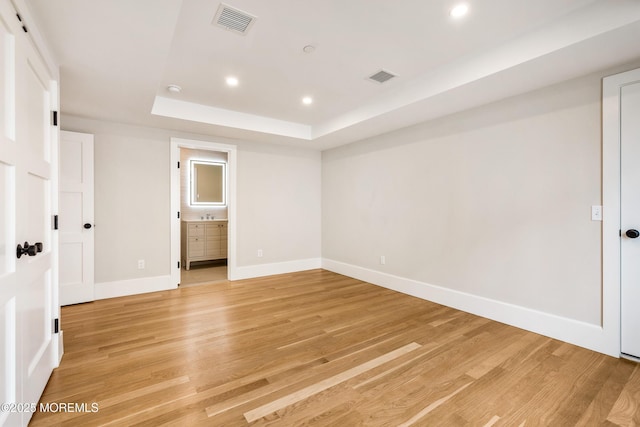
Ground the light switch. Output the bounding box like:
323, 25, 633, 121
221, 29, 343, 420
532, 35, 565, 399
591, 205, 602, 221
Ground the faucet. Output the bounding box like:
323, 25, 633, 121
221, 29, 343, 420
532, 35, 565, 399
206, 213, 211, 220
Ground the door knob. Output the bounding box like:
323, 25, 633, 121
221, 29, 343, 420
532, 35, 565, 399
84, 223, 92, 229
16, 241, 37, 259
626, 229, 640, 239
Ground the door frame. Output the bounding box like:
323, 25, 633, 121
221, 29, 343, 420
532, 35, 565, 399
602, 67, 640, 359
170, 138, 237, 287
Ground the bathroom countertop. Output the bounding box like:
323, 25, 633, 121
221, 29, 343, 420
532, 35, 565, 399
182, 218, 228, 222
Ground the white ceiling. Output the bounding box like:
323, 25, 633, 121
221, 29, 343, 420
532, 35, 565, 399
25, 0, 640, 150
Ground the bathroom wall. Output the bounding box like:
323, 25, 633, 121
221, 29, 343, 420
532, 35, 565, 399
180, 147, 228, 220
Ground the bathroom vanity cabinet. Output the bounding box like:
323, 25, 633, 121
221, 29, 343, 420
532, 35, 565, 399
181, 220, 228, 270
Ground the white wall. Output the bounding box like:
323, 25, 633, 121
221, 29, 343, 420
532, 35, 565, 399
236, 144, 322, 267
323, 70, 604, 327
61, 117, 322, 295
93, 131, 170, 283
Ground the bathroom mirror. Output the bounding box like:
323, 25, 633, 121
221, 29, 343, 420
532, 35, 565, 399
190, 160, 226, 205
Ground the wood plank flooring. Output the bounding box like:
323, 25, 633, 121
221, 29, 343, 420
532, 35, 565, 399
30, 269, 640, 426
180, 261, 228, 287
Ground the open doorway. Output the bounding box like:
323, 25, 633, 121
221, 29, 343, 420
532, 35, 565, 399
179, 147, 228, 286
170, 138, 237, 288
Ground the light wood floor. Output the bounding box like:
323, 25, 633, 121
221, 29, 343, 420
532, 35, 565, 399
180, 260, 228, 287
180, 259, 227, 287
31, 269, 640, 426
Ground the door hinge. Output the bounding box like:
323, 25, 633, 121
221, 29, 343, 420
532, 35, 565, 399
52, 214, 58, 230
177, 211, 180, 219
177, 161, 180, 169
177, 261, 180, 269
53, 318, 59, 334
16, 14, 27, 33
52, 111, 58, 126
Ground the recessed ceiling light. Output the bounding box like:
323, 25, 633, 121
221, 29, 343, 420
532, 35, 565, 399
226, 76, 239, 87
302, 45, 316, 54
450, 3, 469, 18
167, 84, 182, 93
302, 96, 313, 105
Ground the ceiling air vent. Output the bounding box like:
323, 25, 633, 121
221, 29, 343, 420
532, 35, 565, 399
368, 69, 397, 84
213, 3, 257, 35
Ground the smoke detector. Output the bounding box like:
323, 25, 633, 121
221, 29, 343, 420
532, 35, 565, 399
368, 69, 397, 84
213, 3, 257, 35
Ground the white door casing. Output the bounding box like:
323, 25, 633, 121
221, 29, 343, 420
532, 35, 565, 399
59, 131, 94, 306
603, 66, 640, 360
620, 81, 640, 359
0, 1, 59, 425
170, 137, 237, 288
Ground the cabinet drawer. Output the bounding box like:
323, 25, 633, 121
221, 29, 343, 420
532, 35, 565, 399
187, 224, 205, 237
188, 238, 205, 257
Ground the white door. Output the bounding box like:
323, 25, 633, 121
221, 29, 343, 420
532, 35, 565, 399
59, 131, 94, 305
0, 2, 59, 426
0, 4, 19, 424
621, 80, 640, 359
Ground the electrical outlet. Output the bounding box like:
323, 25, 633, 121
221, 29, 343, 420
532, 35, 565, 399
138, 259, 145, 269
380, 255, 386, 265
257, 249, 263, 258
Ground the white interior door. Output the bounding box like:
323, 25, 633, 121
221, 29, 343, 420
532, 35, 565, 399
621, 80, 640, 359
59, 131, 94, 305
0, 2, 58, 425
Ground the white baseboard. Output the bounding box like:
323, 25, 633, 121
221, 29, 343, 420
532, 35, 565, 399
94, 275, 176, 300
231, 258, 322, 281
322, 259, 618, 357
